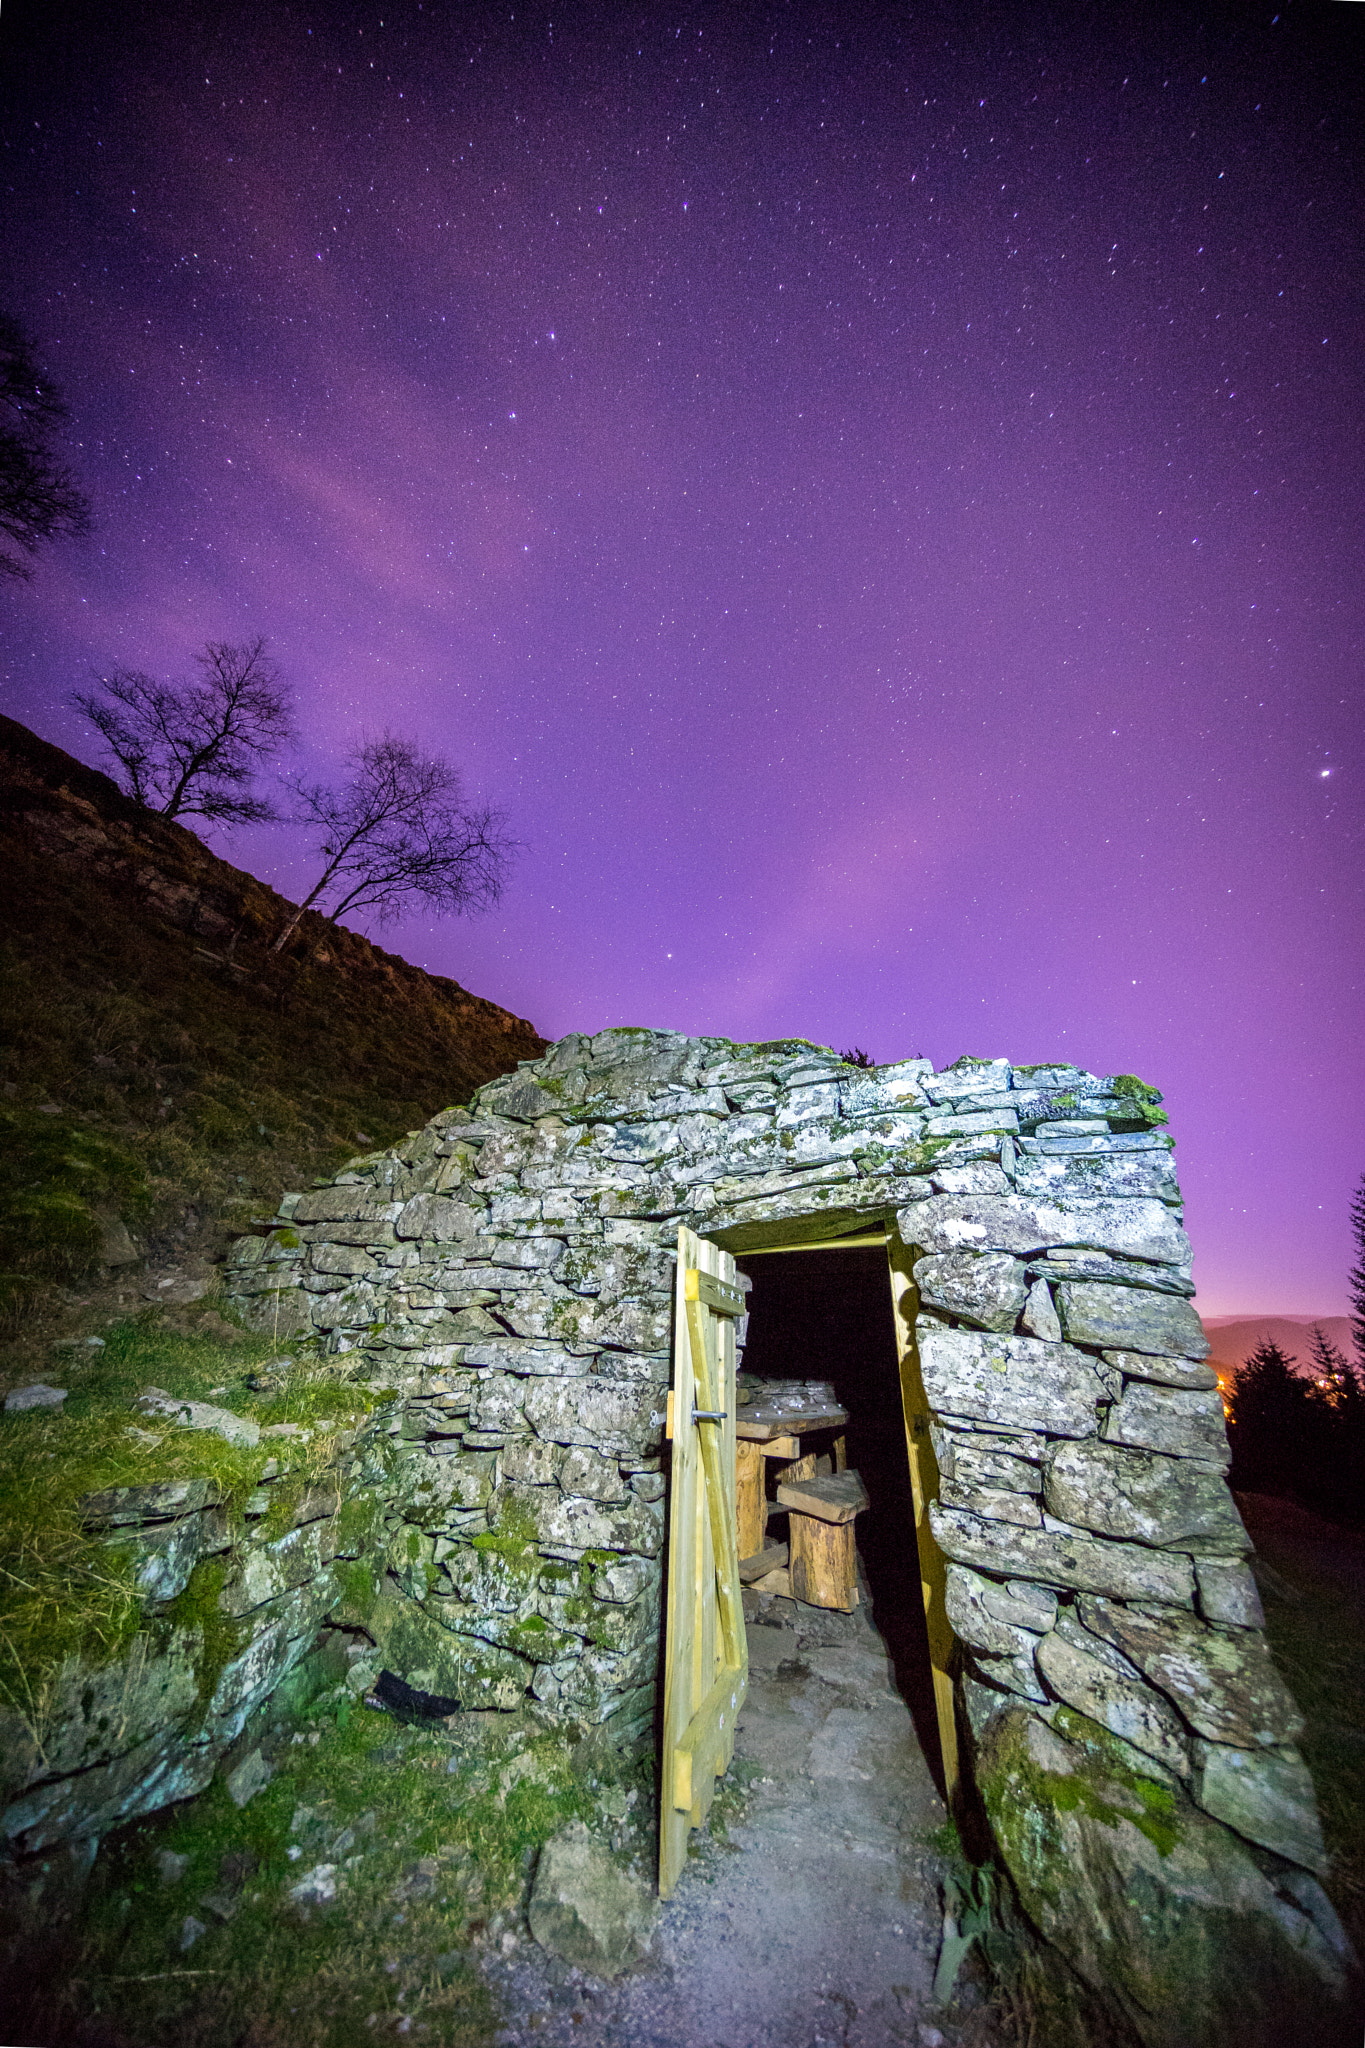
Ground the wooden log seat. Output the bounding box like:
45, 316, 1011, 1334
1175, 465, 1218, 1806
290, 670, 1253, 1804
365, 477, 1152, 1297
776, 1470, 870, 1611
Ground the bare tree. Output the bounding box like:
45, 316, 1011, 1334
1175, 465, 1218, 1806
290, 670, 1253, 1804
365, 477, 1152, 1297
270, 733, 513, 953
1, 313, 92, 580
72, 637, 294, 825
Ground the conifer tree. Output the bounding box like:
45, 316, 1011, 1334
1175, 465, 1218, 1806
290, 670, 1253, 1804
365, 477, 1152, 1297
1350, 1170, 1365, 1370
1228, 1338, 1314, 1495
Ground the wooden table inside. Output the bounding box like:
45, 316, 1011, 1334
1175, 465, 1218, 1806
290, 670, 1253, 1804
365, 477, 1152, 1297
734, 1383, 862, 1608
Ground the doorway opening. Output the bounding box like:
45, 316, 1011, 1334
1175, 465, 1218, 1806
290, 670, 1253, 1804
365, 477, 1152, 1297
733, 1242, 944, 1779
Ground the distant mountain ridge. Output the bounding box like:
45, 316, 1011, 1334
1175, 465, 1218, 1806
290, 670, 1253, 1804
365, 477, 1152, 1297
1200, 1315, 1355, 1377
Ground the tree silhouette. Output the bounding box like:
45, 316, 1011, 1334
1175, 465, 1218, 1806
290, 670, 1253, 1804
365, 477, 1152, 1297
73, 638, 294, 826
1228, 1338, 1315, 1494
1350, 1170, 1365, 1370
271, 733, 512, 954
0, 314, 92, 580
1307, 1322, 1361, 1407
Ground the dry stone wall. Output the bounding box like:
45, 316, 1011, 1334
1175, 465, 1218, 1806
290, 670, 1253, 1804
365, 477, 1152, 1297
1, 1410, 391, 1877
217, 1027, 1354, 2038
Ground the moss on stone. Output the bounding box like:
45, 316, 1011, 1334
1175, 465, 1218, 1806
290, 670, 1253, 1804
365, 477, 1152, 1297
976, 1699, 1354, 2046
1109, 1074, 1170, 1127
162, 1554, 249, 1715
979, 1706, 1182, 1885
331, 1559, 381, 1622
332, 1492, 382, 1556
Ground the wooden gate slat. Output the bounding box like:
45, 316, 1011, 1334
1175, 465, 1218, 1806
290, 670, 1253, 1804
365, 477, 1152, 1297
659, 1226, 749, 1897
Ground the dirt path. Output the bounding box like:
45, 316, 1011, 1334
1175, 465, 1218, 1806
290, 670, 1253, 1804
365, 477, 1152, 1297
485, 1589, 992, 2048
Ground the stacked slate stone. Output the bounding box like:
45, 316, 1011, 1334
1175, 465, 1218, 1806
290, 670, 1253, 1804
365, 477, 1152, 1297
223, 1032, 1324, 1892
227, 1030, 958, 1738
897, 1067, 1326, 1882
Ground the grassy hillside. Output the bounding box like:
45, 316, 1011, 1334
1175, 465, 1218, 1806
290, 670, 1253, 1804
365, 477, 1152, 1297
0, 712, 544, 1345
0, 709, 545, 1748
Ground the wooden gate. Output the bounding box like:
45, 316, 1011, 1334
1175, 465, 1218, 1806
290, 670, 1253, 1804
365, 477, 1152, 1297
658, 1225, 748, 1897
887, 1233, 960, 1802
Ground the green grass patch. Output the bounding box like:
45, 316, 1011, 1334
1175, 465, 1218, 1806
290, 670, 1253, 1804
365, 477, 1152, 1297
0, 1105, 152, 1328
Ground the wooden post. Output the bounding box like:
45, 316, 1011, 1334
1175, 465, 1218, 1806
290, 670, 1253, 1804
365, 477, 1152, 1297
778, 1448, 818, 1482
735, 1440, 766, 1559
886, 1233, 960, 1807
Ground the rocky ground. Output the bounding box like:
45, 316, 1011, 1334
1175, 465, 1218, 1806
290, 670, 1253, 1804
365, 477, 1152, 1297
486, 1583, 1001, 2048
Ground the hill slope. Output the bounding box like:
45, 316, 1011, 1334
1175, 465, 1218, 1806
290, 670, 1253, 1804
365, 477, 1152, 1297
0, 712, 544, 1334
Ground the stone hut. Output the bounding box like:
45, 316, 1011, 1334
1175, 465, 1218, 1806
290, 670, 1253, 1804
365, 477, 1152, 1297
221, 1027, 1353, 2039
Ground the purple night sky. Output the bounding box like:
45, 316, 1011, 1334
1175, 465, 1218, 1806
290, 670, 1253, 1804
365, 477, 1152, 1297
3, 2, 1361, 1317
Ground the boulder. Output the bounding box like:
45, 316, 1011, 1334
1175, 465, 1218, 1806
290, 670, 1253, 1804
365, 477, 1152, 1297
937, 1433, 1041, 1495
1020, 1278, 1061, 1340
1195, 1558, 1264, 1629
133, 1388, 260, 1449
916, 1324, 1108, 1438
79, 1478, 224, 1526
1077, 1597, 1304, 1748
1102, 1382, 1230, 1468
967, 1646, 1048, 1700
528, 1819, 655, 1977
559, 1446, 630, 1503
1035, 1614, 1190, 1775
1102, 1348, 1218, 1391
521, 1375, 666, 1458
225, 1746, 272, 1809
974, 1703, 1358, 2048
4, 1383, 67, 1412
896, 1192, 1190, 1266
1012, 1151, 1180, 1204
940, 1480, 1041, 1527
945, 1563, 1046, 1660
930, 1504, 1195, 1606
107, 1507, 234, 1604
488, 1482, 662, 1557
1191, 1740, 1328, 1876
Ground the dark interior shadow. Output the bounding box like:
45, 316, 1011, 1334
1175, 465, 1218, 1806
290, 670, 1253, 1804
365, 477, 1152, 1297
735, 1244, 946, 1790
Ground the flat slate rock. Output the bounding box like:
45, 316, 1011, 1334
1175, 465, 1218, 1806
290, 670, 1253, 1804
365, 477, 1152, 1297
4, 1383, 67, 1412
776, 1471, 870, 1524
916, 1323, 1108, 1438
1078, 1595, 1304, 1748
